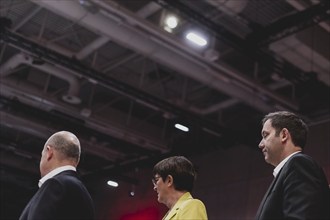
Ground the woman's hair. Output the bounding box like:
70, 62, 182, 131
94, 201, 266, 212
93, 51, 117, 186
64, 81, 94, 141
153, 156, 196, 192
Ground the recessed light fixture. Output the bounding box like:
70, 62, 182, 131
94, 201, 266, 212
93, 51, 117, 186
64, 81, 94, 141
175, 123, 189, 132
107, 180, 119, 187
186, 32, 208, 47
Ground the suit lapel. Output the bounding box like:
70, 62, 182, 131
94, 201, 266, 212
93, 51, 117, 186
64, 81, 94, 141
255, 153, 301, 219
256, 170, 283, 219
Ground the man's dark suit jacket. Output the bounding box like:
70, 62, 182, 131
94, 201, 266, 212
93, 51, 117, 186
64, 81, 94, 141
255, 153, 330, 220
19, 170, 95, 220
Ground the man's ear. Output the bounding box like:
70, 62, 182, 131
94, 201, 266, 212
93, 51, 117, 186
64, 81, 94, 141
280, 128, 290, 143
46, 145, 54, 161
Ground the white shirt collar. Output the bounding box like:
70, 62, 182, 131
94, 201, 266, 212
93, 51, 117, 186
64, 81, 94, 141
38, 165, 76, 188
273, 151, 301, 177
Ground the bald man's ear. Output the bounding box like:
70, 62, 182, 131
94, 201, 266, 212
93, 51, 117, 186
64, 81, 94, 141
46, 145, 54, 161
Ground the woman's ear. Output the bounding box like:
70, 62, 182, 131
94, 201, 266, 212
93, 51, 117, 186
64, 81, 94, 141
167, 175, 173, 187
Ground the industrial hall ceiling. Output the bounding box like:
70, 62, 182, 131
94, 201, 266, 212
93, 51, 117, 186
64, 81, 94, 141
0, 0, 329, 203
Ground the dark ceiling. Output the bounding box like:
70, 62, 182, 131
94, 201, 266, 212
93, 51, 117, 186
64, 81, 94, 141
0, 0, 329, 215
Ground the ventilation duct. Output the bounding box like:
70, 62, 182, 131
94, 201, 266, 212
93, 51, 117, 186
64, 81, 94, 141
0, 53, 81, 104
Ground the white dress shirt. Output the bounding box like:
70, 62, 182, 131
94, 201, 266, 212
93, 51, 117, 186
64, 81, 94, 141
273, 151, 301, 177
38, 165, 76, 187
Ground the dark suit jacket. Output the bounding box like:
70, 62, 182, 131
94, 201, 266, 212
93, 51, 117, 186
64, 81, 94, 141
19, 170, 95, 220
255, 153, 330, 220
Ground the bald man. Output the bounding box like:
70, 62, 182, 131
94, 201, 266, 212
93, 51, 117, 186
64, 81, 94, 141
19, 131, 95, 220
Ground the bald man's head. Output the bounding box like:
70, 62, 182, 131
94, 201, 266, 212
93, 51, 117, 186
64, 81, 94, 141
45, 131, 81, 163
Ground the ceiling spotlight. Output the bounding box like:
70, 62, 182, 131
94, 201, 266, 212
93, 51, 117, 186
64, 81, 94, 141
174, 123, 189, 132
129, 184, 135, 197
107, 180, 119, 187
186, 32, 208, 47
165, 16, 178, 29
129, 190, 135, 197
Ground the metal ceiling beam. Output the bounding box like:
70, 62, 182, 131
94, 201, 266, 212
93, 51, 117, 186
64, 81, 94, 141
157, 0, 325, 93
91, 0, 299, 111
0, 27, 224, 135
0, 53, 81, 104
76, 35, 109, 60
76, 1, 161, 61
136, 1, 162, 18
286, 0, 330, 32
12, 6, 42, 31
246, 0, 330, 45
0, 109, 122, 161
0, 82, 167, 153
28, 0, 299, 112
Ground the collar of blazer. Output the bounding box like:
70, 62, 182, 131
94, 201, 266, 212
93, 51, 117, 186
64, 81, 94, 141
163, 192, 193, 220
264, 152, 304, 199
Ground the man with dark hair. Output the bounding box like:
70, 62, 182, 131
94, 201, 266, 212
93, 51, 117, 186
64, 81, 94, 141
152, 156, 208, 220
19, 131, 95, 220
255, 111, 330, 220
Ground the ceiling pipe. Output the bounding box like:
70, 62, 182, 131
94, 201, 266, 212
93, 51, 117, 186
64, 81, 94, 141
30, 0, 297, 112
0, 53, 81, 104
